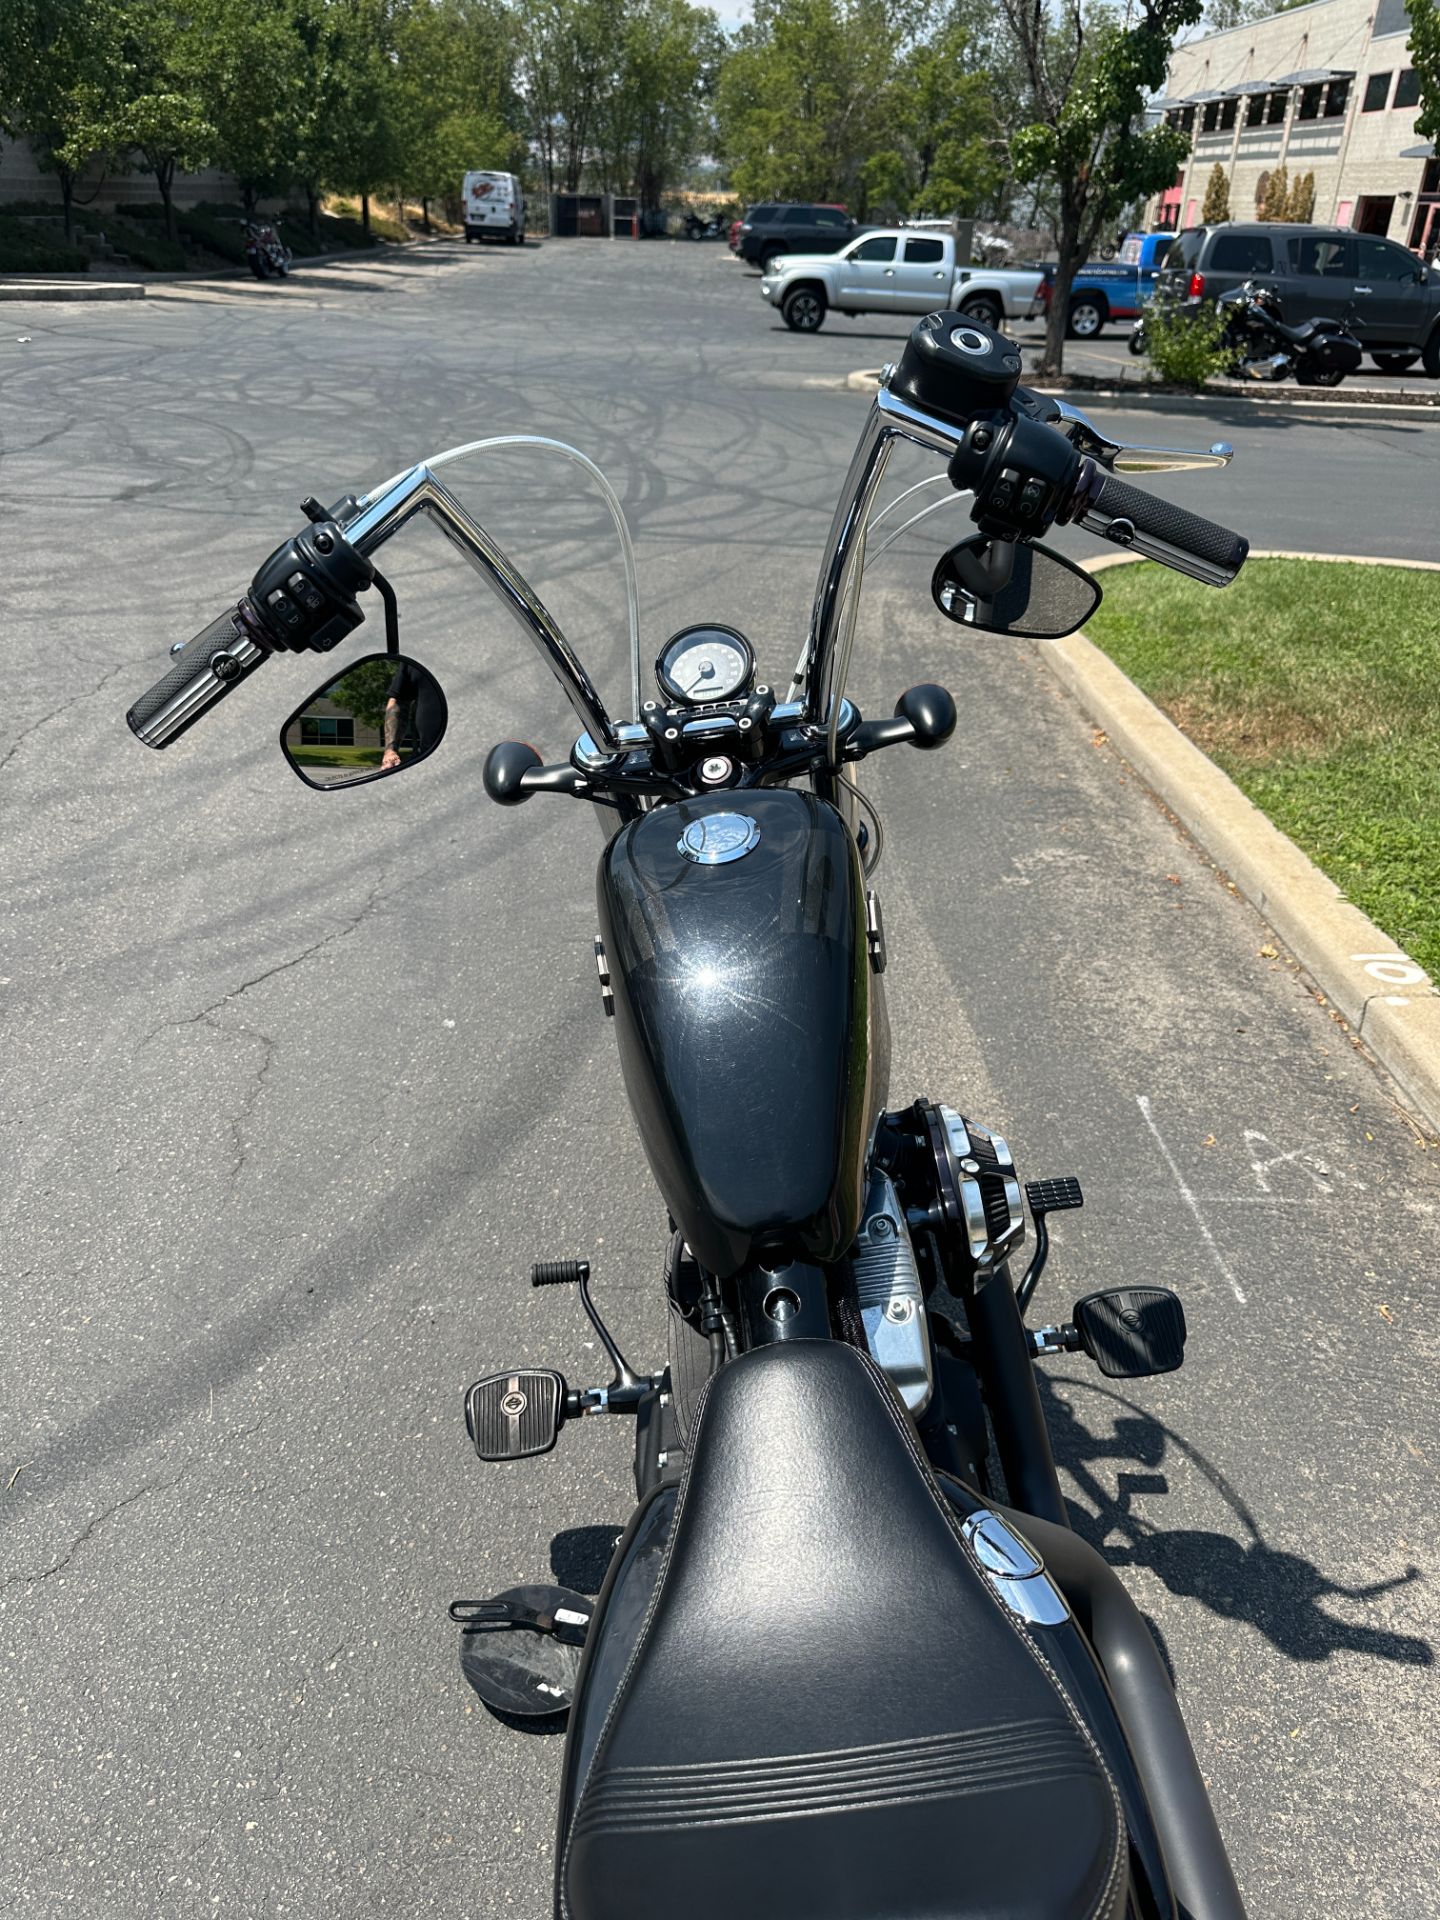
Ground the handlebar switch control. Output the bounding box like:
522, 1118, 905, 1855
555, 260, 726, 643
247, 519, 375, 653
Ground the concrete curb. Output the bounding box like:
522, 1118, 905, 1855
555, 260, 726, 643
0, 279, 144, 302
0, 238, 450, 304
844, 365, 1440, 416
1042, 550, 1440, 1133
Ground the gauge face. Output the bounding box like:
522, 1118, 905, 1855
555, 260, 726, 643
656, 625, 755, 706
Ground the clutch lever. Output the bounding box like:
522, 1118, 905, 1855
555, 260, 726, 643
1048, 397, 1233, 473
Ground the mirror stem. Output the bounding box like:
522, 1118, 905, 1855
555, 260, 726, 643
372, 566, 401, 656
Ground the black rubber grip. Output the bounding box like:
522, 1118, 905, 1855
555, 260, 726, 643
126, 604, 266, 749
531, 1260, 589, 1289
1087, 472, 1247, 582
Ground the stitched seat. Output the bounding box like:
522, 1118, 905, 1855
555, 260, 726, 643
562, 1341, 1125, 1920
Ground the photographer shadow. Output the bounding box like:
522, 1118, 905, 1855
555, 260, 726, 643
1039, 1374, 1432, 1670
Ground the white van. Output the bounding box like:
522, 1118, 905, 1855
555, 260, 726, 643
462, 171, 526, 246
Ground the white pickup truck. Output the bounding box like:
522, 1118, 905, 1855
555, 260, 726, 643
759, 228, 1044, 333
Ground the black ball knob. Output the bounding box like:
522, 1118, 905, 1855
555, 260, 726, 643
483, 739, 543, 805
895, 683, 956, 750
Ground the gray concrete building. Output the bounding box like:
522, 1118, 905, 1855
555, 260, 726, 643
1147, 0, 1438, 254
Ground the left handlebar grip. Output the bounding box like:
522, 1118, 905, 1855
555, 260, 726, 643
126, 603, 269, 749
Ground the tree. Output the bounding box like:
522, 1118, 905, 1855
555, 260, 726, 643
393, 0, 522, 223
0, 0, 126, 240
715, 0, 905, 213
1285, 169, 1315, 221
595, 0, 722, 214
1200, 160, 1229, 223
879, 12, 1010, 218
91, 0, 217, 239
197, 0, 309, 214
1002, 0, 1199, 377
326, 658, 396, 732
1411, 0, 1440, 146
519, 0, 625, 195
307, 0, 402, 232
1260, 160, 1288, 220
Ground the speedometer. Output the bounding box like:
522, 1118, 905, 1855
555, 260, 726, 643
656, 625, 756, 705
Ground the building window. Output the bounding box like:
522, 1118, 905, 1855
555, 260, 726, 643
1297, 82, 1323, 121
1245, 92, 1266, 126
1266, 89, 1288, 124
1394, 68, 1421, 109
1363, 72, 1391, 110
299, 716, 356, 746
1202, 100, 1220, 131
1324, 78, 1350, 117
1182, 105, 1196, 131
1219, 97, 1238, 129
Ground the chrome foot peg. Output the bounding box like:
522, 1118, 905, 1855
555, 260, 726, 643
465, 1368, 568, 1461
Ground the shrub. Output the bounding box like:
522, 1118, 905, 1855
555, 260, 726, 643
103, 219, 188, 271
1144, 300, 1232, 390
172, 206, 250, 263
0, 216, 89, 273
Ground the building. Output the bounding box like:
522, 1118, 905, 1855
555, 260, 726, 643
1148, 0, 1438, 254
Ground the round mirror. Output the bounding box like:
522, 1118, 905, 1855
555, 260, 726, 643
280, 652, 448, 789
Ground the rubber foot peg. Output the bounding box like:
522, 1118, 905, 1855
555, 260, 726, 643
1026, 1176, 1084, 1215
465, 1369, 567, 1460
1072, 1288, 1186, 1379
531, 1259, 588, 1289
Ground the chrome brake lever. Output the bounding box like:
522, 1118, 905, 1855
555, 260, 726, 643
1049, 397, 1233, 473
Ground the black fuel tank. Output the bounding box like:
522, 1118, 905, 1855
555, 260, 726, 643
597, 789, 885, 1279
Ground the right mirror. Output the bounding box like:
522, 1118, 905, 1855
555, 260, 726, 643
280, 652, 448, 790
931, 537, 1102, 639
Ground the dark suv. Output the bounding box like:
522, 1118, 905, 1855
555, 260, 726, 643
1156, 223, 1440, 375
737, 204, 855, 270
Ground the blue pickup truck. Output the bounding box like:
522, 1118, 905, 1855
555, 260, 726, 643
1039, 232, 1176, 339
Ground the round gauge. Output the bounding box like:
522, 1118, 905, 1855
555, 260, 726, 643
656, 624, 755, 706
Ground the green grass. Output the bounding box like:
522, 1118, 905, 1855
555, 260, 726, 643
1086, 558, 1440, 979
291, 747, 384, 768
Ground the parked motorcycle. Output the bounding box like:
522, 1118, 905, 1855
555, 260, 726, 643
126, 313, 1252, 1920
1218, 279, 1362, 386
244, 218, 292, 280
682, 210, 728, 240
1132, 282, 1363, 385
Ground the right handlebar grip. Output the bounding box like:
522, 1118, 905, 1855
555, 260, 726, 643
1079, 471, 1248, 586
126, 604, 268, 750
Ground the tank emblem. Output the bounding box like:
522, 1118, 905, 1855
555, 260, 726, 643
677, 812, 761, 866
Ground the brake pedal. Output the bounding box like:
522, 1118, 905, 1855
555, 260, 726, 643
1071, 1288, 1186, 1378
464, 1369, 568, 1461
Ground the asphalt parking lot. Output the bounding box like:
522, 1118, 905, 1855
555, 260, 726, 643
3, 237, 1438, 1919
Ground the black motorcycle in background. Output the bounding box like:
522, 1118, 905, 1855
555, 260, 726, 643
126, 313, 1256, 1919
1131, 278, 1363, 386
681, 209, 728, 239
244, 218, 293, 280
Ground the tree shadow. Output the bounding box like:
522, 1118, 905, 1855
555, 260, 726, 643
1039, 1373, 1433, 1670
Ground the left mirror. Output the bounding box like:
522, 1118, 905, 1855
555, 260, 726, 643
280, 652, 448, 790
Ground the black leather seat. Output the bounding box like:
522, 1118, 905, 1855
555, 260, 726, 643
562, 1341, 1125, 1920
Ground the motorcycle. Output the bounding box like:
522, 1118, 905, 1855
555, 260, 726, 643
126, 312, 1252, 1920
244, 218, 292, 280
1132, 281, 1363, 385
682, 210, 728, 240
1217, 280, 1362, 387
